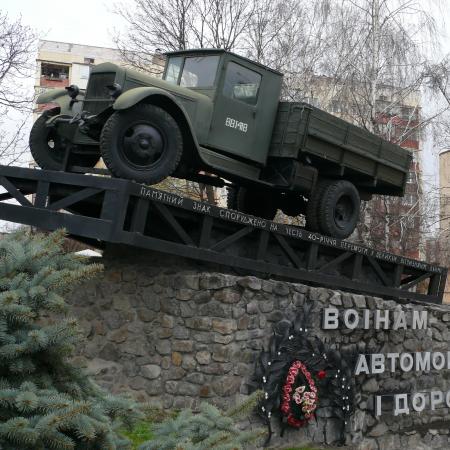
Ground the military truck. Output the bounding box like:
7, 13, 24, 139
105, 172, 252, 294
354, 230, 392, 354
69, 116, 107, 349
30, 49, 412, 239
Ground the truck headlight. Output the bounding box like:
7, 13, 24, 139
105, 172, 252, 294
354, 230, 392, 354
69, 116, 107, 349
65, 84, 80, 99
107, 83, 122, 99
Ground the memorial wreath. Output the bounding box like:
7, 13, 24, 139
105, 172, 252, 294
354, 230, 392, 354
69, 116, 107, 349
252, 302, 355, 444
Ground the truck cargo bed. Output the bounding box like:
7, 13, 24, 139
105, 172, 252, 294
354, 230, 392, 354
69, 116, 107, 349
269, 102, 412, 195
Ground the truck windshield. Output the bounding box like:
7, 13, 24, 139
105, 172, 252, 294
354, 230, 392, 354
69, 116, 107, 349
165, 55, 220, 88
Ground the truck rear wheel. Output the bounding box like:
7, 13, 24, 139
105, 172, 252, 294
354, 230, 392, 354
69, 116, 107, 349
305, 180, 328, 233
227, 186, 277, 220
100, 104, 183, 184
318, 180, 360, 239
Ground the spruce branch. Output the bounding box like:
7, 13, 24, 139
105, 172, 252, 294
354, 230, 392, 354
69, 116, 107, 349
0, 231, 140, 449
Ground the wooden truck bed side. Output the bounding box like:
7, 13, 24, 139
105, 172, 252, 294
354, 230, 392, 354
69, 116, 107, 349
269, 102, 412, 195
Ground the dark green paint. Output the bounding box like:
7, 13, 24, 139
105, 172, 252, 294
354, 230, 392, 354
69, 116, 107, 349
35, 49, 411, 197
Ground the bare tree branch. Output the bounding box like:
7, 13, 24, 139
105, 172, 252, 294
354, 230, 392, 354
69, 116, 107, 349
0, 11, 36, 166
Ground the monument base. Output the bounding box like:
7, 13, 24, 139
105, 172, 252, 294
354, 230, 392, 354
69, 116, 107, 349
68, 245, 450, 449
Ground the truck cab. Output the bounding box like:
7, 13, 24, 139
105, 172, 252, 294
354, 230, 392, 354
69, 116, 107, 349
162, 49, 283, 166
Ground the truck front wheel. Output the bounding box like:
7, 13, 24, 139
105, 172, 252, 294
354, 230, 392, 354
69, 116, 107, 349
317, 180, 360, 239
100, 104, 183, 184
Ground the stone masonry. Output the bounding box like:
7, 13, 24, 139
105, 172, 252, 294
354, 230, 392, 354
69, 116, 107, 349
68, 245, 450, 450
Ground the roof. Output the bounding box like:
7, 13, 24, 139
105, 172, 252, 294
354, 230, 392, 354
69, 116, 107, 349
39, 39, 119, 53
164, 48, 283, 76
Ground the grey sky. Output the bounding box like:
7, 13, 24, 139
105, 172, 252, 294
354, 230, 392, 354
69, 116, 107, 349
3, 0, 123, 48
4, 0, 449, 53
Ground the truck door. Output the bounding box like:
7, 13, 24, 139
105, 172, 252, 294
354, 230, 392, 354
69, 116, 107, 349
207, 62, 266, 164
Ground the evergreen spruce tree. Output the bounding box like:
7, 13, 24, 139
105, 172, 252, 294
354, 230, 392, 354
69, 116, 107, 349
0, 230, 140, 449
139, 391, 266, 450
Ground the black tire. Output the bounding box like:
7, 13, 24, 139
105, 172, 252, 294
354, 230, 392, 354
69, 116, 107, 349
229, 187, 277, 220
305, 180, 328, 232
318, 180, 360, 239
30, 112, 99, 171
100, 104, 183, 184
29, 113, 68, 171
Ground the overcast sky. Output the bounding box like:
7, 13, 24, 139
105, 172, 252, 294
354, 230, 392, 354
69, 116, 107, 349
4, 0, 122, 48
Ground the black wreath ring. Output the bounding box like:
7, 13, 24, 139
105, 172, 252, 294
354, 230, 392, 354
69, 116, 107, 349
250, 302, 355, 445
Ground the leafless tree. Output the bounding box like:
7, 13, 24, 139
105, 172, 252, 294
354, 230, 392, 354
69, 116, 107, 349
195, 0, 255, 50
113, 0, 449, 249
113, 0, 254, 73
303, 0, 443, 257
0, 12, 36, 165
113, 0, 257, 204
113, 0, 196, 73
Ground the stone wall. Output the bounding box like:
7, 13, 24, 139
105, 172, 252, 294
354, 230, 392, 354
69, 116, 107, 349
68, 245, 450, 450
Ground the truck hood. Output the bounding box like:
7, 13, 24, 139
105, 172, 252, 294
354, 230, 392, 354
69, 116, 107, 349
90, 62, 211, 103
125, 69, 211, 102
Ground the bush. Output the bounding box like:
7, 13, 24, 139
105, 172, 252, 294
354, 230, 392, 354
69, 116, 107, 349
139, 391, 266, 450
0, 230, 141, 449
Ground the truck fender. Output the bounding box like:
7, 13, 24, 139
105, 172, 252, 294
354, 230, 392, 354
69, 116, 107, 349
36, 89, 68, 105
36, 89, 84, 116
113, 86, 180, 111
113, 86, 201, 153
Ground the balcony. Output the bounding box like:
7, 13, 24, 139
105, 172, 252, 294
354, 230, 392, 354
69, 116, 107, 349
39, 62, 70, 88
39, 76, 70, 88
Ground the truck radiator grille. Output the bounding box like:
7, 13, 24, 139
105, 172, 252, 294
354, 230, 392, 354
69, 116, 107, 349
83, 72, 116, 115
85, 72, 115, 98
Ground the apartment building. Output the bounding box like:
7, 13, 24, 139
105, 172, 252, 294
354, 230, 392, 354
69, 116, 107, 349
440, 150, 450, 233
439, 150, 450, 302
34, 40, 125, 112
34, 39, 165, 115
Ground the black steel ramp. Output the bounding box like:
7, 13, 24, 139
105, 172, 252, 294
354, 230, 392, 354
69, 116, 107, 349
0, 165, 446, 303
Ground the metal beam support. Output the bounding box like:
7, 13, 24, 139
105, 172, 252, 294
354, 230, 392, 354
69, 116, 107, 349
0, 164, 446, 304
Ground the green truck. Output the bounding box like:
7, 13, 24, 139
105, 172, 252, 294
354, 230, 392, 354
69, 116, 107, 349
30, 49, 412, 239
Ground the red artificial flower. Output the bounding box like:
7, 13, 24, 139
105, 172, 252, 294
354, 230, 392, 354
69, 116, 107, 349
317, 370, 327, 379
287, 415, 305, 427
280, 360, 318, 429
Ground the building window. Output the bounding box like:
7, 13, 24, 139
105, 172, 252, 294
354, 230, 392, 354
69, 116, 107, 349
403, 193, 416, 206
406, 171, 415, 183
401, 106, 414, 120
407, 128, 419, 141
303, 97, 320, 107
80, 65, 91, 79
330, 100, 341, 113
84, 57, 95, 64
41, 63, 69, 81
